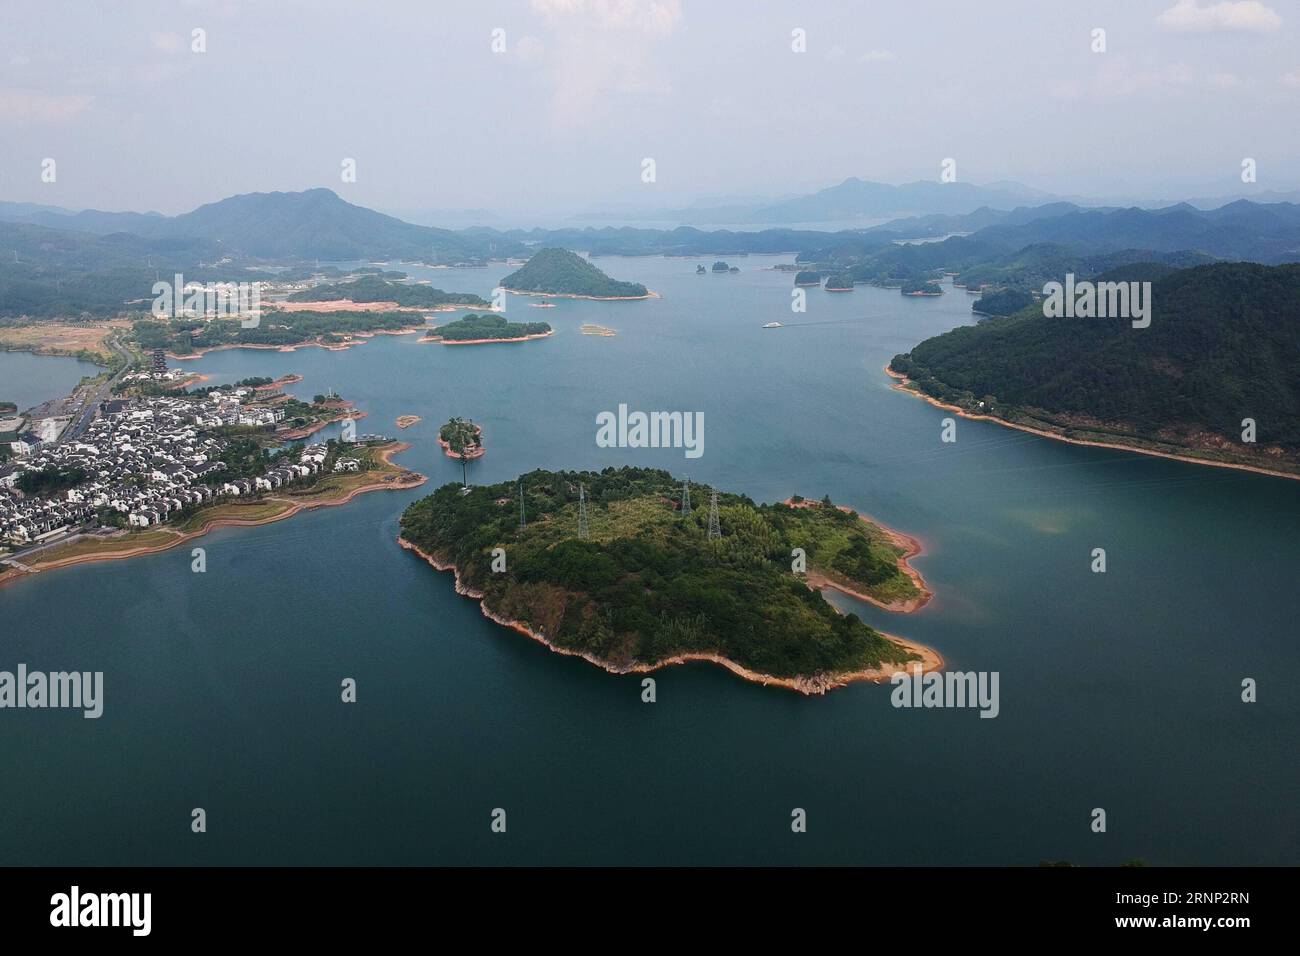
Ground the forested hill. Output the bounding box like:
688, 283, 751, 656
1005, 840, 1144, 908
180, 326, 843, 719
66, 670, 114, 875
889, 263, 1300, 471
286, 276, 486, 308
499, 247, 649, 298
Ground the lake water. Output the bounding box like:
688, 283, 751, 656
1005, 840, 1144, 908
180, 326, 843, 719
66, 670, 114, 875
2, 256, 1297, 865
0, 350, 101, 414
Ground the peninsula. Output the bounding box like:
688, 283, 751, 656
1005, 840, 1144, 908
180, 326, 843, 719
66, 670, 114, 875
888, 262, 1300, 479
499, 247, 653, 300
398, 468, 937, 694
286, 276, 488, 310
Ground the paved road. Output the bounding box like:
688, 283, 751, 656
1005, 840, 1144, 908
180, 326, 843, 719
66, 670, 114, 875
64, 334, 133, 443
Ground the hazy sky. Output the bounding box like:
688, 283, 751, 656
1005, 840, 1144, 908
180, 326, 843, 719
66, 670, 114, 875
1, 0, 1297, 218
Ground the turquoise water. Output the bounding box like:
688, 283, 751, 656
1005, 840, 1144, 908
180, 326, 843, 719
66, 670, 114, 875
1, 256, 1297, 865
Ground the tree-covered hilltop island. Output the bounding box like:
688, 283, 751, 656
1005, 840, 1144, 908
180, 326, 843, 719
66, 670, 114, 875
421, 313, 552, 344
794, 270, 823, 287
825, 273, 855, 291
499, 247, 651, 299
901, 278, 944, 296
398, 468, 936, 693
438, 416, 484, 460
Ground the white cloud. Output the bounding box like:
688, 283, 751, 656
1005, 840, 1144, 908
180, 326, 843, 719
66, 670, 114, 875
858, 49, 896, 63
527, 0, 683, 127
1207, 71, 1243, 87
531, 0, 682, 36
825, 45, 847, 62
515, 36, 546, 60
1281, 70, 1300, 88
1051, 62, 1196, 100
150, 31, 184, 54
1157, 0, 1282, 33
0, 88, 93, 122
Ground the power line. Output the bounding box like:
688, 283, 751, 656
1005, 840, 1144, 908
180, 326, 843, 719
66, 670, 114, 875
577, 483, 588, 539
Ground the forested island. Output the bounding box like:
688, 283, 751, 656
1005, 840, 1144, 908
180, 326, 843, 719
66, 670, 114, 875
438, 417, 484, 459
901, 278, 944, 296
398, 468, 936, 693
825, 274, 854, 291
286, 276, 487, 309
889, 262, 1300, 477
421, 313, 552, 344
499, 248, 651, 299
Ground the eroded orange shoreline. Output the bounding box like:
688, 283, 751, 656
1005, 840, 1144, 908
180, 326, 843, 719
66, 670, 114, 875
884, 366, 1300, 482
396, 537, 942, 696
781, 497, 933, 613
0, 444, 425, 590
420, 330, 554, 346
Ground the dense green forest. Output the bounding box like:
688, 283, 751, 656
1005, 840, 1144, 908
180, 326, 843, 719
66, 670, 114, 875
399, 468, 922, 680
17, 466, 87, 495
972, 288, 1035, 316
426, 313, 551, 341
499, 248, 649, 297
286, 275, 487, 308
890, 263, 1300, 468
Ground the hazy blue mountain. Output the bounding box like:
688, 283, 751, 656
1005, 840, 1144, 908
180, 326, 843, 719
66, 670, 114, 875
2, 189, 523, 264
676, 178, 1063, 224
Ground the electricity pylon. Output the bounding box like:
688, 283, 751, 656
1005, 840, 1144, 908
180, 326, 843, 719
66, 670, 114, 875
577, 483, 589, 539
707, 490, 721, 540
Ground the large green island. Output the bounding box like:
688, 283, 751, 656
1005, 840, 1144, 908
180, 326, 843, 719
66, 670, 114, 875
499, 247, 652, 299
421, 313, 552, 344
398, 467, 937, 694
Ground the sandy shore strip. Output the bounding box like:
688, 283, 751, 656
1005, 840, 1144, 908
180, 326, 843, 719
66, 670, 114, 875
782, 497, 933, 613
0, 444, 425, 589
396, 415, 421, 428
280, 408, 367, 441
884, 366, 1300, 482
397, 537, 942, 696
420, 330, 554, 346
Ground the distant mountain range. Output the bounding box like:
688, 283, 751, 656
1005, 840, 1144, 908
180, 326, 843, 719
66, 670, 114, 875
570, 178, 1065, 225
0, 189, 522, 264
4, 185, 1300, 317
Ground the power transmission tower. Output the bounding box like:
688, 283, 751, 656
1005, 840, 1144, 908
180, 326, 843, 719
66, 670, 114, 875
707, 490, 721, 540
577, 483, 589, 539
518, 483, 526, 530
681, 478, 691, 517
